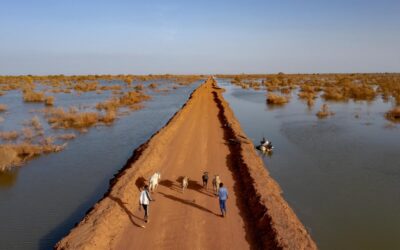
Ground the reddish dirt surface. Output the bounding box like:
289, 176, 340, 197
56, 78, 316, 250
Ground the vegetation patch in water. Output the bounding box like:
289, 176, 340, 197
385, 107, 400, 123
266, 93, 289, 105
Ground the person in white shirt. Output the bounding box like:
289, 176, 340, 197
261, 137, 269, 146
139, 185, 153, 223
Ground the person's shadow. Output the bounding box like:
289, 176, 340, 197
160, 177, 214, 197
158, 191, 219, 217
109, 195, 144, 227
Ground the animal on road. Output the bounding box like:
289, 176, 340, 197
149, 172, 161, 192
212, 175, 221, 195
202, 171, 209, 189
181, 176, 189, 192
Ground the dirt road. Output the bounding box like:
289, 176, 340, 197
56, 78, 316, 250
113, 79, 251, 249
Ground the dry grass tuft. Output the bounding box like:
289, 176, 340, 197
0, 142, 67, 171
322, 87, 346, 101
280, 87, 291, 94
30, 116, 43, 130
100, 110, 117, 123
266, 93, 289, 105
23, 90, 46, 102
96, 98, 118, 110
119, 91, 151, 106
149, 83, 158, 89
316, 104, 334, 118
57, 133, 76, 140
0, 131, 19, 141
385, 107, 400, 122
47, 108, 99, 129
0, 146, 20, 171
74, 81, 98, 92
22, 127, 35, 141
99, 85, 122, 91
134, 84, 144, 91
96, 98, 120, 111
347, 84, 376, 100
0, 104, 7, 112
45, 96, 55, 106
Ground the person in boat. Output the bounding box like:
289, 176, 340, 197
261, 137, 272, 149
261, 137, 269, 146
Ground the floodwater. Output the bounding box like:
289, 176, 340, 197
0, 80, 201, 250
219, 79, 400, 250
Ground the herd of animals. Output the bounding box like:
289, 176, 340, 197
147, 171, 222, 194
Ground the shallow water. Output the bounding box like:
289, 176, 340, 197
0, 80, 200, 250
219, 79, 400, 250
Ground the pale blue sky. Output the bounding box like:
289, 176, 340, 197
1, 0, 399, 74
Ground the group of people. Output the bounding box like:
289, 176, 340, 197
138, 172, 229, 224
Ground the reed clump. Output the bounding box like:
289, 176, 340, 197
134, 84, 144, 91
149, 83, 158, 89
100, 110, 117, 123
0, 131, 19, 141
346, 84, 376, 100
23, 90, 46, 102
99, 85, 122, 91
322, 87, 346, 101
46, 108, 100, 129
316, 104, 334, 118
22, 127, 35, 141
298, 91, 317, 100
119, 91, 151, 106
0, 104, 7, 112
30, 116, 43, 131
73, 81, 98, 92
45, 96, 55, 106
266, 93, 289, 105
0, 142, 66, 171
385, 107, 400, 122
57, 133, 76, 140
0, 146, 20, 171
280, 87, 291, 94
96, 98, 120, 111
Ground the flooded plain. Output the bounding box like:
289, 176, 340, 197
219, 78, 400, 250
0, 79, 201, 250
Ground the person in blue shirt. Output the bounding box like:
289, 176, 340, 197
218, 183, 228, 217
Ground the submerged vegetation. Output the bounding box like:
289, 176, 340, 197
316, 104, 334, 118
385, 107, 400, 123
266, 93, 289, 105
220, 73, 400, 122
46, 108, 100, 129
0, 74, 202, 171
0, 104, 7, 112
0, 142, 66, 171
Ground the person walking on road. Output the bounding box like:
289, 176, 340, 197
218, 183, 228, 217
139, 185, 153, 223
